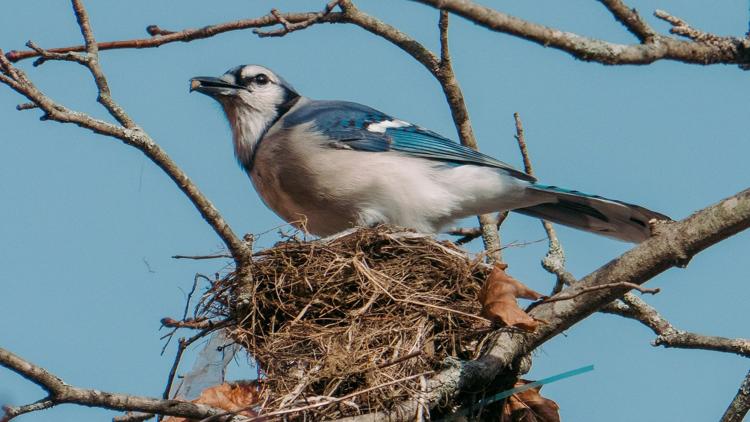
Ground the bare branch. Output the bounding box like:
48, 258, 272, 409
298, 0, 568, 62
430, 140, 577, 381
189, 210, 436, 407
1, 399, 55, 422
654, 9, 729, 43
70, 0, 135, 127
25, 40, 88, 66
512, 112, 571, 294
602, 293, 750, 357
721, 370, 750, 422
0, 347, 234, 421
540, 282, 659, 304
15, 102, 37, 111
161, 318, 214, 330
161, 322, 231, 401
412, 0, 750, 67
254, 1, 341, 37
5, 11, 341, 63
445, 212, 507, 245
598, 0, 656, 42
435, 9, 501, 262
6, 1, 750, 69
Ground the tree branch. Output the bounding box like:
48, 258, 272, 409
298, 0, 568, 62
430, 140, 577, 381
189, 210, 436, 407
721, 370, 750, 422
0, 347, 235, 422
253, 1, 341, 37
6, 1, 750, 69
70, 0, 135, 127
602, 293, 750, 357
539, 282, 659, 304
512, 112, 572, 294
654, 9, 728, 43
412, 0, 750, 67
598, 0, 656, 43
4, 11, 341, 62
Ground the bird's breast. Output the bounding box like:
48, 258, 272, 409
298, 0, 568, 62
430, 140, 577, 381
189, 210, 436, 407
248, 130, 359, 235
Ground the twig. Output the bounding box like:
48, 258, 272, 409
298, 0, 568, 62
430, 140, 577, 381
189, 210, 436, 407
376, 351, 424, 370
254, 1, 340, 37
277, 363, 322, 410
161, 317, 213, 330
540, 282, 659, 304
721, 370, 750, 422
162, 323, 231, 401
512, 112, 571, 294
446, 212, 508, 245
15, 102, 37, 110
602, 293, 750, 357
654, 9, 727, 43
25, 40, 88, 66
5, 11, 342, 63
71, 0, 135, 127
434, 9, 502, 263
173, 254, 233, 260
0, 347, 232, 422
598, 0, 656, 43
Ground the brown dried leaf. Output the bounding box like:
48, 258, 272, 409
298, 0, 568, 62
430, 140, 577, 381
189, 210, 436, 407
163, 382, 259, 422
501, 380, 560, 422
479, 263, 542, 331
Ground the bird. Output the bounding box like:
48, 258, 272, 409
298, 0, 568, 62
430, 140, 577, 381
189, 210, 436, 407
190, 64, 668, 243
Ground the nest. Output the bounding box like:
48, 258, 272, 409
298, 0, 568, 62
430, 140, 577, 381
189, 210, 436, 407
200, 226, 493, 419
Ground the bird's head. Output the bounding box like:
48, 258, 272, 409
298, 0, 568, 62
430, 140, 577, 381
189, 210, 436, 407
191, 64, 299, 118
190, 64, 300, 166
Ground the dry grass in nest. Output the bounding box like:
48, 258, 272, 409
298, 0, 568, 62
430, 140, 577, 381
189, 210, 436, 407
200, 226, 493, 419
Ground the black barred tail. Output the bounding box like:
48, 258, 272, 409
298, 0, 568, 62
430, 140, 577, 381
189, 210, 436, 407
515, 184, 670, 243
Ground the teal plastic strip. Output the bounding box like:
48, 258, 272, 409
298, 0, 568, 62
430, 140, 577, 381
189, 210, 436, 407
437, 364, 594, 420
481, 364, 594, 404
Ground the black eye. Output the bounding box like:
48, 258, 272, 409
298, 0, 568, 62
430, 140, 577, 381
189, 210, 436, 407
254, 74, 269, 85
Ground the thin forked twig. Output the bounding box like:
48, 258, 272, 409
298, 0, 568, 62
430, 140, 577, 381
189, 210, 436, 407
254, 1, 341, 37
540, 282, 660, 304
602, 293, 750, 358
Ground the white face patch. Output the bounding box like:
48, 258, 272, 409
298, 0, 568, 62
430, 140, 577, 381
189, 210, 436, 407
366, 119, 410, 133
239, 65, 278, 84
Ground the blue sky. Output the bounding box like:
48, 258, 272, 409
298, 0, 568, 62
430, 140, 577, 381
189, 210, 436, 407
1, 1, 748, 420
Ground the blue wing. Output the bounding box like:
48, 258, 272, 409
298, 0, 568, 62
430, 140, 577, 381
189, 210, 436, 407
283, 100, 535, 182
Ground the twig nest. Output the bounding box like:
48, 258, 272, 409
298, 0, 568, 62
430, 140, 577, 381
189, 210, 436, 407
203, 226, 492, 419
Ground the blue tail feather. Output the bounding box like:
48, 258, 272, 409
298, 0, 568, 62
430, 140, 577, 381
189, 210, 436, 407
514, 184, 669, 243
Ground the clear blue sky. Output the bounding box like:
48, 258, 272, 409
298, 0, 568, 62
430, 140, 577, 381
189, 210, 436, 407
1, 1, 748, 420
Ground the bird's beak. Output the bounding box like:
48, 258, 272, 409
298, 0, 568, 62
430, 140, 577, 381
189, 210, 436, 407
190, 76, 244, 97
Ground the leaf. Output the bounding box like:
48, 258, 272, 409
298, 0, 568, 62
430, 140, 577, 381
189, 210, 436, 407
163, 381, 259, 422
479, 263, 542, 331
501, 380, 560, 422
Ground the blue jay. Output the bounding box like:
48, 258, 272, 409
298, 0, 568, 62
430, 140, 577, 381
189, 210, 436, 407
191, 64, 667, 242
